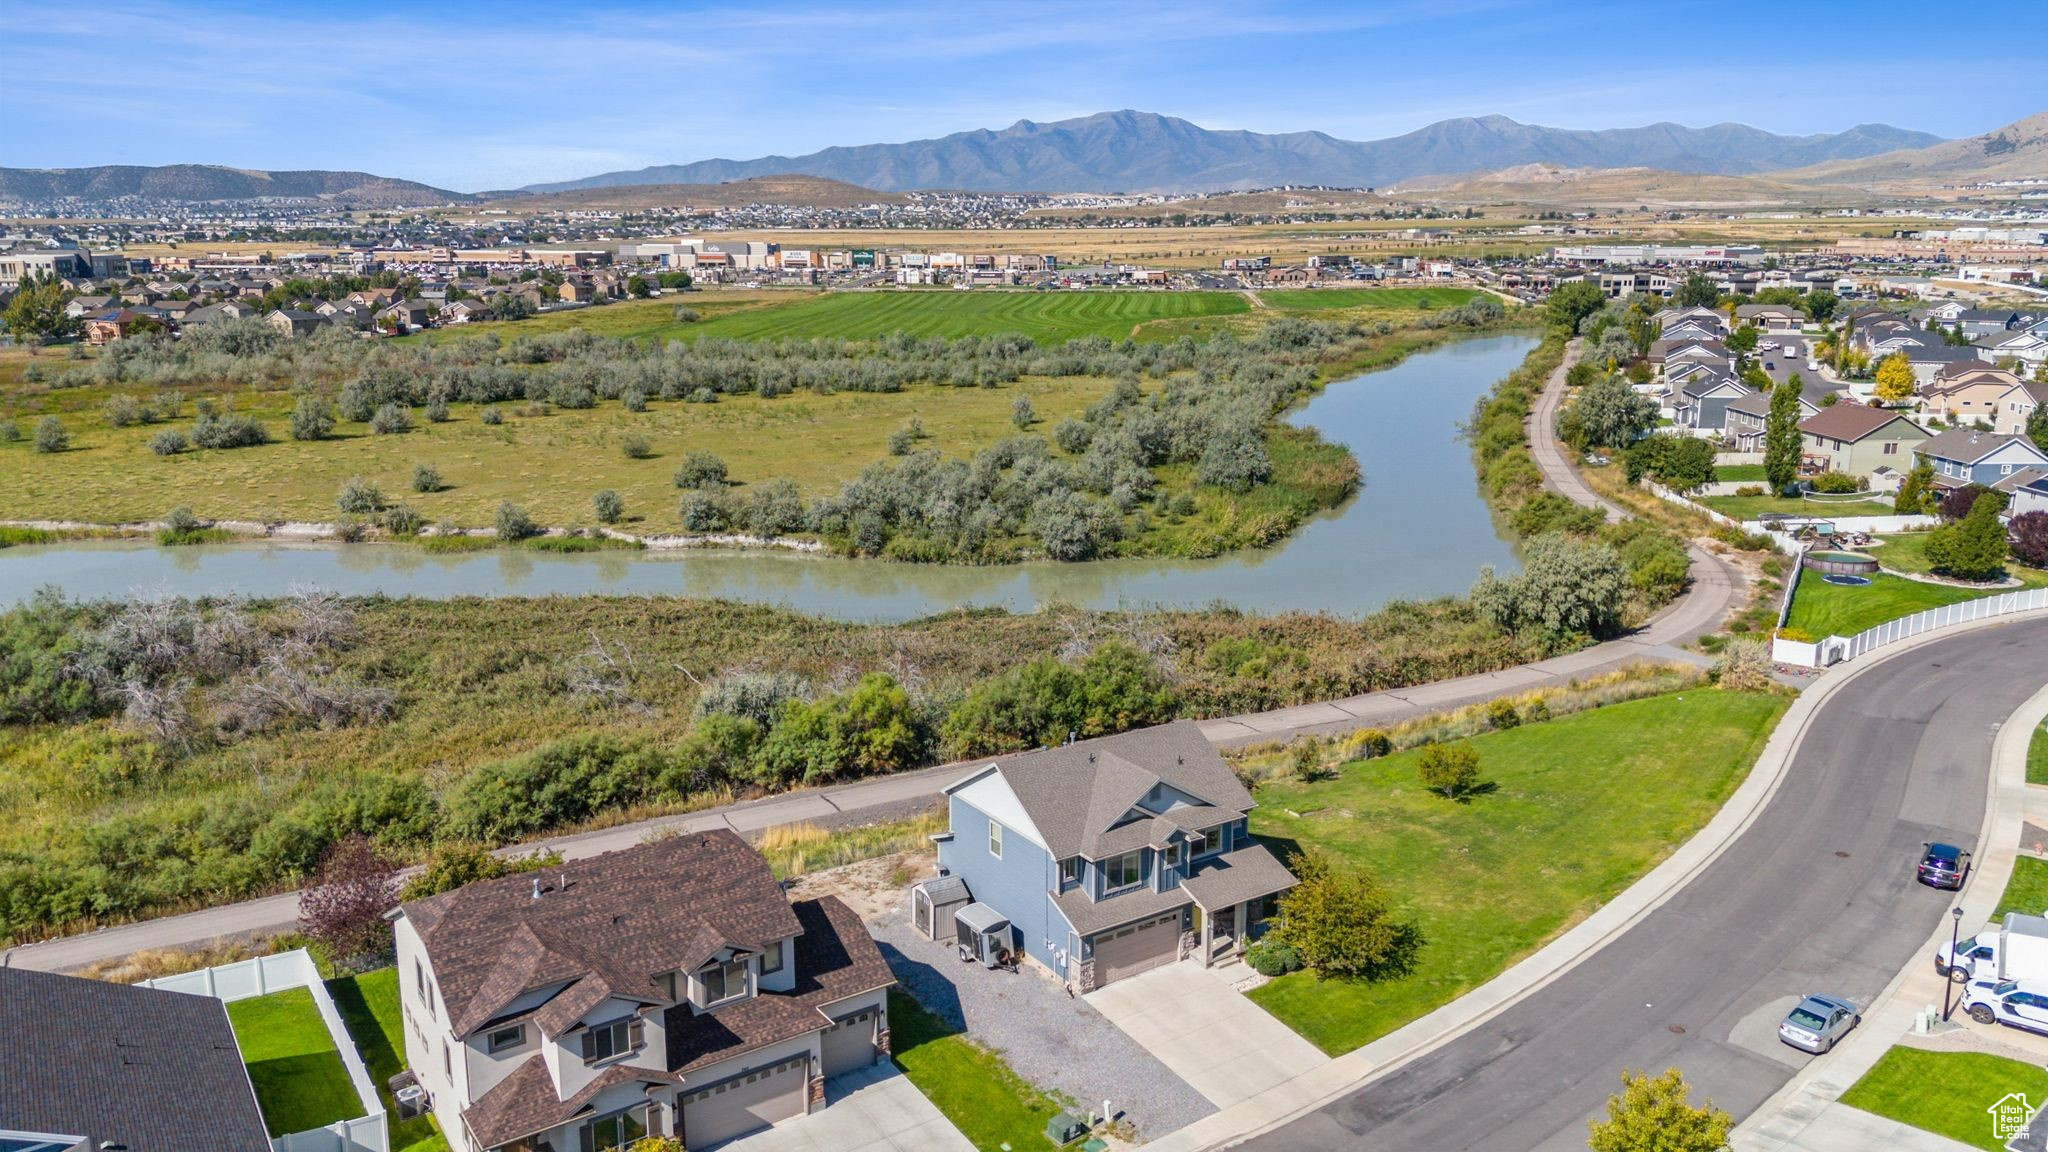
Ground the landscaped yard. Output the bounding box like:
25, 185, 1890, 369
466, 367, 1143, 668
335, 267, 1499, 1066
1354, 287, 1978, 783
2032, 721, 2048, 787
888, 989, 1065, 1152
1840, 1046, 2048, 1151
328, 968, 450, 1152
1782, 572, 1995, 639
1865, 531, 2048, 591
225, 986, 363, 1137
1994, 856, 2048, 923
1247, 690, 1786, 1054
1714, 463, 1767, 483
1695, 491, 1890, 521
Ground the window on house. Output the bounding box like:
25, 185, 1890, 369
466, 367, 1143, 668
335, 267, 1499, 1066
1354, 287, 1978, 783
1884, 441, 1899, 455
580, 1106, 649, 1152
1194, 825, 1227, 856
486, 1024, 524, 1054
1059, 857, 1083, 887
442, 1041, 451, 1078
699, 958, 750, 1006
1104, 851, 1143, 890
1164, 842, 1183, 868
581, 1017, 641, 1064
761, 940, 785, 976
988, 821, 1003, 859
655, 972, 677, 1002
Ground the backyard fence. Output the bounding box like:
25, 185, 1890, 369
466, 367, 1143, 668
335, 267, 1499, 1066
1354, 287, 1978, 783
144, 949, 390, 1152
1831, 586, 2048, 664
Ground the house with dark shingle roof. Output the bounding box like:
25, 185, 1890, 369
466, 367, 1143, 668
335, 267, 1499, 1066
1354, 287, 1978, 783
0, 966, 272, 1152
391, 829, 894, 1152
928, 720, 1297, 993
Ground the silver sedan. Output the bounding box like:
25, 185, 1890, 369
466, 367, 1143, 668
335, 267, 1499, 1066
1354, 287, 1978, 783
1778, 995, 1861, 1054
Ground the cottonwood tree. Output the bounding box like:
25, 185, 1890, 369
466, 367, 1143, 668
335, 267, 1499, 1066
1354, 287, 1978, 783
1563, 375, 1657, 450
1764, 374, 1805, 493
1548, 282, 1606, 333
1676, 274, 1720, 309
1470, 532, 1629, 645
2, 273, 76, 344
1587, 1068, 1732, 1152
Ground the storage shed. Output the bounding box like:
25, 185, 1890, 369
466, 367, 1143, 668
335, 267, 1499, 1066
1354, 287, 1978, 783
910, 874, 973, 941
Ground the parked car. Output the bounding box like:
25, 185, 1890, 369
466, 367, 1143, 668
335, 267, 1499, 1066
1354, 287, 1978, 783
1961, 978, 2048, 1034
1937, 930, 1998, 981
1917, 842, 1968, 890
1777, 994, 1861, 1054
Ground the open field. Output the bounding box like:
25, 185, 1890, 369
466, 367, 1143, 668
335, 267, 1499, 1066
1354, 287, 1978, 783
225, 986, 362, 1136
1247, 690, 1787, 1054
1841, 1047, 2047, 1151
1260, 287, 1484, 312
1694, 491, 1891, 521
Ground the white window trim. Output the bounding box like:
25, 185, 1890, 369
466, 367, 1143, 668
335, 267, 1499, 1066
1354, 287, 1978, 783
761, 940, 785, 976
988, 821, 1003, 859
485, 1023, 525, 1054
699, 957, 752, 1007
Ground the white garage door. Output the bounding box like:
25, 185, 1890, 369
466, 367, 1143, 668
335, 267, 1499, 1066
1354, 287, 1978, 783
1093, 911, 1182, 985
821, 1006, 880, 1078
680, 1053, 808, 1147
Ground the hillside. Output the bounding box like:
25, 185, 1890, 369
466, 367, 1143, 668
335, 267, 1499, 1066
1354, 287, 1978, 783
1399, 164, 1878, 210
480, 174, 908, 212
1776, 110, 2048, 189
0, 164, 468, 207
525, 110, 1944, 194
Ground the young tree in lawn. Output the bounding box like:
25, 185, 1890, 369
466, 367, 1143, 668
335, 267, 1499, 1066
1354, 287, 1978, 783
1924, 489, 2010, 581
298, 833, 400, 967
1872, 352, 1915, 405
1587, 1067, 1733, 1152
1416, 740, 1482, 800
1764, 374, 1805, 493
1270, 849, 1423, 980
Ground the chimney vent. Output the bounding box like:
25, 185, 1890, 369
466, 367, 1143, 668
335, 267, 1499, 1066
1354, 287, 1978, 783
532, 876, 542, 900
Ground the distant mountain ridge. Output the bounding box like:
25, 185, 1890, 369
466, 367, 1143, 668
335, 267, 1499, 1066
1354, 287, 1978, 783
0, 164, 467, 207
526, 110, 1945, 194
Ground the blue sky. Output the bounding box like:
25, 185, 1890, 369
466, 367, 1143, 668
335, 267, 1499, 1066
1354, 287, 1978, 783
3, 0, 2040, 192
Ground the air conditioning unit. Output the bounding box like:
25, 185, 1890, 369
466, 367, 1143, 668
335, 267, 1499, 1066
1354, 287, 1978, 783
394, 1083, 428, 1119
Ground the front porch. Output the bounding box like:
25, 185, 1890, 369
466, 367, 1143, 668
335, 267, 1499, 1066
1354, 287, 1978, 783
1182, 843, 1298, 969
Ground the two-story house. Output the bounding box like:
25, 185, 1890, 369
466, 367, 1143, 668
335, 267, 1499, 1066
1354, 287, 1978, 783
1723, 388, 1819, 453
392, 830, 895, 1152
1915, 429, 2048, 493
1917, 365, 2026, 427
921, 721, 1298, 993
1797, 404, 1930, 484
1670, 375, 1752, 435
1996, 378, 2048, 438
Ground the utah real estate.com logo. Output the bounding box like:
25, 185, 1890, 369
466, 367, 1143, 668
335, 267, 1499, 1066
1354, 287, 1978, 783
1991, 1092, 2037, 1142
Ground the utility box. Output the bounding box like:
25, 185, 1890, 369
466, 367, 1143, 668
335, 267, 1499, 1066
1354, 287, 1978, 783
1045, 1112, 1088, 1145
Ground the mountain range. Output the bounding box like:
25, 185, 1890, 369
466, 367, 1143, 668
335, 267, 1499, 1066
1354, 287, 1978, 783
0, 165, 468, 207
522, 110, 1946, 195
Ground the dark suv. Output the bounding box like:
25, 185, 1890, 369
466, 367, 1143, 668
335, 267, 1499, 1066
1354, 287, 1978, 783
1917, 842, 1968, 890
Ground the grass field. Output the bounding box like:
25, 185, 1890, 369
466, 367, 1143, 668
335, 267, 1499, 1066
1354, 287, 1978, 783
225, 986, 363, 1136
327, 969, 450, 1152
888, 989, 1065, 1152
1865, 531, 2048, 591
1714, 464, 1768, 483
1783, 572, 1992, 638
1841, 1047, 2048, 1151
1247, 690, 1786, 1054
1995, 856, 2048, 922
1260, 287, 1485, 312
1694, 491, 1891, 521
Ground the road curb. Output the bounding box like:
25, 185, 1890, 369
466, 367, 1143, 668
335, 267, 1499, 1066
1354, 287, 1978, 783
1149, 608, 2048, 1152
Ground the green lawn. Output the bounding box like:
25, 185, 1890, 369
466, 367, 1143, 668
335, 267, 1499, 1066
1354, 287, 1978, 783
888, 989, 1065, 1151
1714, 464, 1767, 483
680, 289, 1251, 343
1866, 531, 2048, 590
1247, 690, 1786, 1054
1841, 1047, 2048, 1151
328, 968, 449, 1152
1995, 856, 2048, 922
226, 987, 363, 1136
1785, 571, 2000, 639
1695, 491, 1890, 521
1261, 287, 1485, 312
2031, 722, 2048, 787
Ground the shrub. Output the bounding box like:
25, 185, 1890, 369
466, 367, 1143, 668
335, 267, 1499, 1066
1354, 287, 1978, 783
592, 489, 624, 524
290, 396, 335, 441
1485, 698, 1521, 730
673, 307, 701, 323
1270, 849, 1423, 980
1715, 637, 1775, 692
0, 421, 19, 443
887, 427, 913, 456
941, 641, 1177, 758
1010, 395, 1035, 429
33, 416, 68, 453
102, 394, 142, 428
380, 504, 423, 537
425, 394, 451, 423
1197, 431, 1273, 493
622, 434, 652, 460
1734, 484, 1766, 498
296, 834, 398, 968
1470, 532, 1628, 645
1245, 939, 1303, 978
751, 673, 928, 788
148, 428, 188, 456
2011, 511, 2048, 569
1416, 740, 1482, 799
480, 405, 503, 426
190, 411, 267, 449
1352, 728, 1392, 759
742, 478, 808, 537
163, 506, 203, 536
495, 500, 538, 541
1808, 470, 1864, 494
1924, 489, 2009, 580
622, 388, 647, 413
673, 450, 728, 488
1054, 417, 1093, 454
678, 489, 730, 532
369, 403, 412, 435
1938, 483, 1995, 523
398, 842, 562, 901
443, 735, 671, 843
411, 463, 441, 493
336, 477, 383, 515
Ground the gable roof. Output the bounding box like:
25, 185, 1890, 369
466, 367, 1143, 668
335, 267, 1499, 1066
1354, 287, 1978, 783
948, 720, 1254, 861
0, 967, 272, 1152
1725, 389, 1815, 420
1799, 404, 1928, 442
401, 829, 803, 1038
1918, 429, 2048, 467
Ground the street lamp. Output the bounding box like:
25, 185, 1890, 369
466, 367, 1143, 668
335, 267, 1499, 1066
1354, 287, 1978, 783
1943, 905, 1965, 1023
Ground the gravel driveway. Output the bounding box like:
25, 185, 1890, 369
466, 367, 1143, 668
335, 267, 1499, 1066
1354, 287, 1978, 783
869, 902, 1216, 1140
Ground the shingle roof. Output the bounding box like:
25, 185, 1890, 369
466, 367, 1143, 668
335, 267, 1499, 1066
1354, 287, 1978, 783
402, 829, 803, 1038
1799, 405, 1926, 442
1181, 843, 1299, 912
464, 1056, 674, 1149
1053, 878, 1191, 937
0, 967, 272, 1152
1919, 429, 2048, 467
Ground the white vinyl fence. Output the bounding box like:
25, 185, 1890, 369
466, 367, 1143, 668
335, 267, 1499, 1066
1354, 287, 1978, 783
144, 949, 390, 1152
1828, 586, 2048, 665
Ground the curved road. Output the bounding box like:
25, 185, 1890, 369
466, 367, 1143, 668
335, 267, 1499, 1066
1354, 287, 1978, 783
1239, 616, 2048, 1151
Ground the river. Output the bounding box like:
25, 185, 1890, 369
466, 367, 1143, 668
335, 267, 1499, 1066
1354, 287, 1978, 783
0, 333, 1534, 621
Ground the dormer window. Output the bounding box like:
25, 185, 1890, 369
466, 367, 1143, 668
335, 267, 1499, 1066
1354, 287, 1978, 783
1059, 857, 1083, 888
699, 957, 750, 1006
580, 1015, 643, 1065
761, 940, 785, 976
1104, 851, 1143, 892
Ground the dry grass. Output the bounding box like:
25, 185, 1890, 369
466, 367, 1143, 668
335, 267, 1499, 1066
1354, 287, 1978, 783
755, 810, 947, 880
76, 935, 291, 984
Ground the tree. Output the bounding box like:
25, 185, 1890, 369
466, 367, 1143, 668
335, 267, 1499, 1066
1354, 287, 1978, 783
1764, 374, 1805, 493
1626, 434, 1716, 493
1938, 482, 1994, 523
1270, 849, 1423, 980
1893, 458, 1935, 514
1676, 274, 1720, 309
399, 842, 562, 901
297, 833, 399, 967
32, 416, 68, 453
495, 499, 538, 541
1924, 489, 2009, 581
1872, 352, 1914, 404
1802, 290, 1839, 323
1547, 282, 1606, 333
1416, 740, 1482, 799
2028, 404, 2048, 455
1011, 395, 1035, 429
1588, 1068, 1732, 1152
673, 450, 728, 489
592, 489, 624, 524
2, 273, 77, 344
290, 395, 335, 441
625, 274, 652, 298
1562, 376, 1657, 450
1470, 532, 1629, 644
2010, 511, 2048, 570
1725, 324, 1758, 359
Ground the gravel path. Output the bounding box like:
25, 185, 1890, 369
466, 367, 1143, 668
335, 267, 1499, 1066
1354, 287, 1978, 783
869, 903, 1216, 1139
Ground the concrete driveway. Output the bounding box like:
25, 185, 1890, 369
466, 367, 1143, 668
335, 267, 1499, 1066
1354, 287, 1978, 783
704, 1062, 972, 1152
1085, 961, 1328, 1108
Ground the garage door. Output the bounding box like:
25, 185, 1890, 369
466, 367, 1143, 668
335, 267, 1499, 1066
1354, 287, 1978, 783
680, 1053, 808, 1148
1093, 911, 1182, 985
821, 1006, 880, 1078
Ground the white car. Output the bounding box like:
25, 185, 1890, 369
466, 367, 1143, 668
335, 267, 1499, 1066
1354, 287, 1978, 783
1962, 977, 2048, 1034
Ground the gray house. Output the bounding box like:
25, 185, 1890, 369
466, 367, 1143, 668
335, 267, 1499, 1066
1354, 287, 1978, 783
1673, 376, 1753, 434
1724, 388, 1818, 452
928, 721, 1298, 992
1916, 429, 2048, 491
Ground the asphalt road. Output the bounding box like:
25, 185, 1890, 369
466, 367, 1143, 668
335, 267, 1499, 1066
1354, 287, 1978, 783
1238, 616, 2048, 1152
